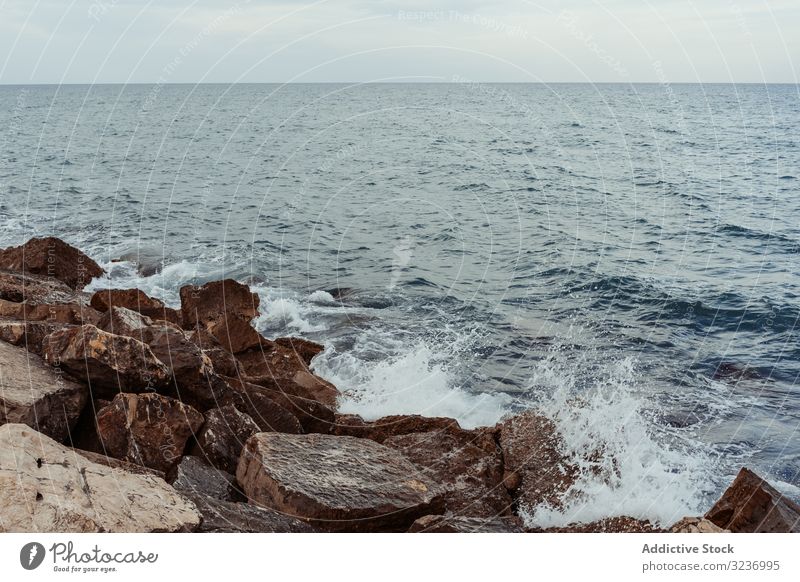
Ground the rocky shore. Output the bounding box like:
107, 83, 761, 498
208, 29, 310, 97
0, 237, 798, 533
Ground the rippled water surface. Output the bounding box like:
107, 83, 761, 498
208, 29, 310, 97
1, 83, 798, 525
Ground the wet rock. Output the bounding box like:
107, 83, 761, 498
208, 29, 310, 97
409, 514, 524, 533
223, 378, 303, 434
237, 432, 445, 532
0, 340, 87, 441
168, 455, 241, 501
331, 413, 462, 443
95, 392, 204, 473
0, 319, 66, 356
384, 429, 512, 517
273, 337, 325, 366
193, 405, 260, 474
670, 517, 729, 533
0, 423, 200, 532
188, 493, 315, 533
96, 306, 153, 337
180, 279, 261, 353
245, 368, 340, 407
705, 468, 800, 533
90, 288, 181, 325
0, 237, 104, 290
530, 516, 663, 533
497, 411, 577, 512
41, 324, 169, 396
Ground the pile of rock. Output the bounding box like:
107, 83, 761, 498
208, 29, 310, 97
1, 237, 798, 533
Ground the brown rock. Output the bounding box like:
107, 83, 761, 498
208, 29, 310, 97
0, 299, 100, 325
409, 514, 524, 533
237, 432, 445, 532
90, 288, 181, 325
193, 405, 260, 474
0, 269, 80, 303
670, 516, 729, 533
95, 392, 204, 473
0, 340, 87, 441
331, 413, 462, 443
0, 423, 200, 532
203, 347, 241, 377
384, 429, 512, 517
705, 468, 800, 533
0, 237, 103, 289
0, 319, 66, 356
41, 324, 169, 396
274, 336, 325, 366
73, 448, 166, 479
497, 411, 577, 512
245, 369, 340, 407
180, 279, 261, 353
96, 305, 153, 337
530, 516, 663, 533
223, 379, 303, 434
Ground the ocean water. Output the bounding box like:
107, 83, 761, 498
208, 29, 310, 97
1, 83, 799, 526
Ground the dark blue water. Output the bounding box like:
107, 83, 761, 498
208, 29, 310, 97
1, 83, 798, 526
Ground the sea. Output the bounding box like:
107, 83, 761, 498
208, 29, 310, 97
1, 83, 798, 527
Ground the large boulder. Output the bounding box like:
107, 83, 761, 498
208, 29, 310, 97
496, 411, 577, 512
90, 288, 181, 325
41, 324, 169, 396
705, 468, 800, 533
224, 376, 325, 434
223, 378, 303, 434
96, 306, 153, 337
95, 393, 204, 473
237, 432, 445, 532
193, 405, 260, 474
0, 269, 79, 303
0, 423, 200, 532
0, 341, 87, 441
274, 337, 324, 366
409, 514, 524, 533
179, 279, 261, 353
0, 319, 66, 356
244, 368, 340, 408
0, 237, 103, 289
0, 298, 100, 325
384, 429, 512, 517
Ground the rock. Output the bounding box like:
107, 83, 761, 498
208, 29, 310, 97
497, 411, 577, 512
409, 515, 524, 533
193, 405, 260, 474
90, 288, 181, 325
0, 319, 66, 356
0, 423, 200, 532
41, 324, 169, 396
245, 369, 340, 408
180, 279, 261, 353
0, 269, 80, 303
0, 298, 100, 325
705, 468, 800, 533
73, 448, 166, 480
0, 340, 87, 441
140, 323, 213, 386
223, 378, 304, 434
168, 455, 241, 501
96, 306, 153, 337
95, 392, 204, 473
530, 516, 663, 533
274, 337, 325, 366
0, 237, 103, 289
331, 413, 462, 443
187, 493, 315, 533
237, 432, 445, 532
203, 347, 241, 377
670, 517, 729, 533
384, 429, 512, 517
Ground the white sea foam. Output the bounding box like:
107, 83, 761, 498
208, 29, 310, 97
314, 339, 510, 429
519, 353, 716, 528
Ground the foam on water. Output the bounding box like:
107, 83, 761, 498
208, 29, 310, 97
519, 352, 716, 528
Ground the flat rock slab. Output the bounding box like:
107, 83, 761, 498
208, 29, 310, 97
0, 423, 200, 532
237, 432, 445, 532
0, 340, 87, 441
705, 468, 800, 533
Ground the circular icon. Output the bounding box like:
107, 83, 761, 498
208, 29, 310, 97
20, 542, 46, 570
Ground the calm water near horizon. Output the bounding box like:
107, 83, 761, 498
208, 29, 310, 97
1, 83, 798, 526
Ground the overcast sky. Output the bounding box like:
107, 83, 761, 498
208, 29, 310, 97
1, 0, 797, 84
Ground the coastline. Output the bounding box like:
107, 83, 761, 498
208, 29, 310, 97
0, 236, 797, 533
